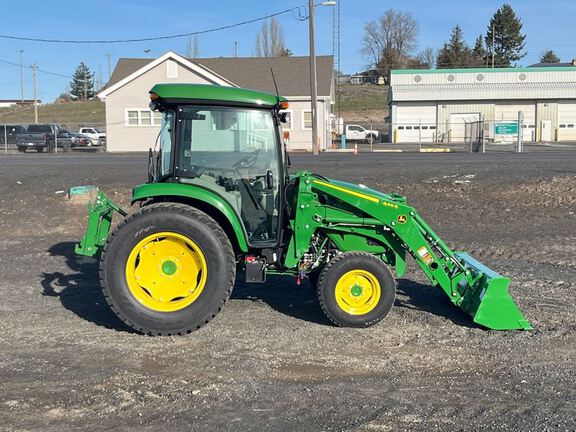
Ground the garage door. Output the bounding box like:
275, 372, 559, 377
395, 104, 437, 143
558, 102, 576, 141
449, 113, 481, 143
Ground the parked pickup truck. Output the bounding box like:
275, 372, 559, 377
78, 127, 106, 145
341, 124, 380, 142
16, 124, 73, 153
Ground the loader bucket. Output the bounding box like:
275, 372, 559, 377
454, 253, 532, 330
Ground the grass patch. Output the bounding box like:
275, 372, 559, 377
337, 84, 388, 111
0, 100, 105, 126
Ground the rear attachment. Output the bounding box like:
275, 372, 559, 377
74, 189, 127, 257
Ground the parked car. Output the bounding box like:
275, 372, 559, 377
340, 124, 380, 142
16, 124, 72, 153
64, 130, 93, 148
78, 127, 106, 145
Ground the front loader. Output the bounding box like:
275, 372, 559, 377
75, 83, 531, 335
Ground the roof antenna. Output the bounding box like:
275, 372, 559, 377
270, 67, 280, 104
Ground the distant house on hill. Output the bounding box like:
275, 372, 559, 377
98, 51, 334, 152
350, 69, 384, 85
0, 99, 39, 108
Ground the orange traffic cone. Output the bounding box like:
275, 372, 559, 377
353, 143, 358, 156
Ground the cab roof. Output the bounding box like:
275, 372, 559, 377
149, 83, 287, 108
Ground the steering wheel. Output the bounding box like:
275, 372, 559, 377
233, 149, 260, 169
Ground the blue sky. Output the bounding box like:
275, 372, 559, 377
0, 0, 574, 102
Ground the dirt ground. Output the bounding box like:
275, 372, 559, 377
1, 151, 575, 432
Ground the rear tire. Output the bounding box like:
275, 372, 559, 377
100, 203, 236, 335
317, 252, 395, 328
18, 147, 26, 153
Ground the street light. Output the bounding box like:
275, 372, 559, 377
309, 0, 336, 155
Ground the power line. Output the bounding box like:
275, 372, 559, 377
0, 7, 300, 44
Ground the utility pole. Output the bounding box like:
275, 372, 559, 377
234, 41, 238, 57
491, 25, 495, 68
31, 64, 38, 124
106, 54, 111, 81
83, 76, 88, 101
309, 0, 319, 155
20, 50, 24, 103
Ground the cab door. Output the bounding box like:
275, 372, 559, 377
175, 105, 282, 247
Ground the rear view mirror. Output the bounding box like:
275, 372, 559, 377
279, 112, 289, 124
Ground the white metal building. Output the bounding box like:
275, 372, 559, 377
388, 66, 576, 143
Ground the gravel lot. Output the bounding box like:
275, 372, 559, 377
1, 151, 575, 432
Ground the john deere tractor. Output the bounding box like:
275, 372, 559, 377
75, 83, 531, 335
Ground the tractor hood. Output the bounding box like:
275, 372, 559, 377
316, 176, 403, 204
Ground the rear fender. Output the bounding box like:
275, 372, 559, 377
132, 183, 249, 253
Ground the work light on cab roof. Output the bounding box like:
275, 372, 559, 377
73, 82, 532, 336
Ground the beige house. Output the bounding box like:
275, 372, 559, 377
98, 51, 334, 152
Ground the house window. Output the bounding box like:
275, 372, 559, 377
167, 60, 178, 78
127, 110, 139, 126
126, 109, 162, 126
280, 110, 292, 131
302, 110, 312, 130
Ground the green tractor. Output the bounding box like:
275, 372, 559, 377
75, 83, 531, 335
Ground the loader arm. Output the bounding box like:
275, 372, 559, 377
287, 172, 531, 330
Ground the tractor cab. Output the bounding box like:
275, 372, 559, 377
148, 84, 289, 247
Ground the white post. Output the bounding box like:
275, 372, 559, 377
54, 124, 58, 154
517, 111, 524, 153
4, 124, 7, 154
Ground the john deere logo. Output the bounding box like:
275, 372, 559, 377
397, 215, 407, 224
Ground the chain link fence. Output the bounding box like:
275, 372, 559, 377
1, 122, 106, 154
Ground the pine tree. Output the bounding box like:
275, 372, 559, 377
471, 35, 487, 66
485, 4, 526, 67
70, 62, 95, 100
436, 25, 471, 68
539, 49, 560, 64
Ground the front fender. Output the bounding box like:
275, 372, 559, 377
131, 183, 248, 252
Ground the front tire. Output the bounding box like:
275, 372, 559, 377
317, 252, 395, 328
100, 203, 236, 335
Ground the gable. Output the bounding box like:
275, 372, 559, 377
103, 53, 334, 98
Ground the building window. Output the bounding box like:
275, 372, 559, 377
167, 60, 178, 78
302, 110, 312, 130
127, 110, 139, 126
280, 110, 292, 130
126, 109, 162, 126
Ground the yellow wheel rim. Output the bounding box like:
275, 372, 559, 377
335, 269, 381, 315
125, 232, 207, 312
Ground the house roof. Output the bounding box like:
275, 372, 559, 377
106, 54, 334, 97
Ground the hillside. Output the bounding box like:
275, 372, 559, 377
0, 86, 387, 129
0, 100, 105, 126
338, 83, 388, 126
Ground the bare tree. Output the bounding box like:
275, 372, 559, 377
187, 35, 199, 58
361, 10, 419, 83
254, 17, 286, 57
415, 47, 436, 68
